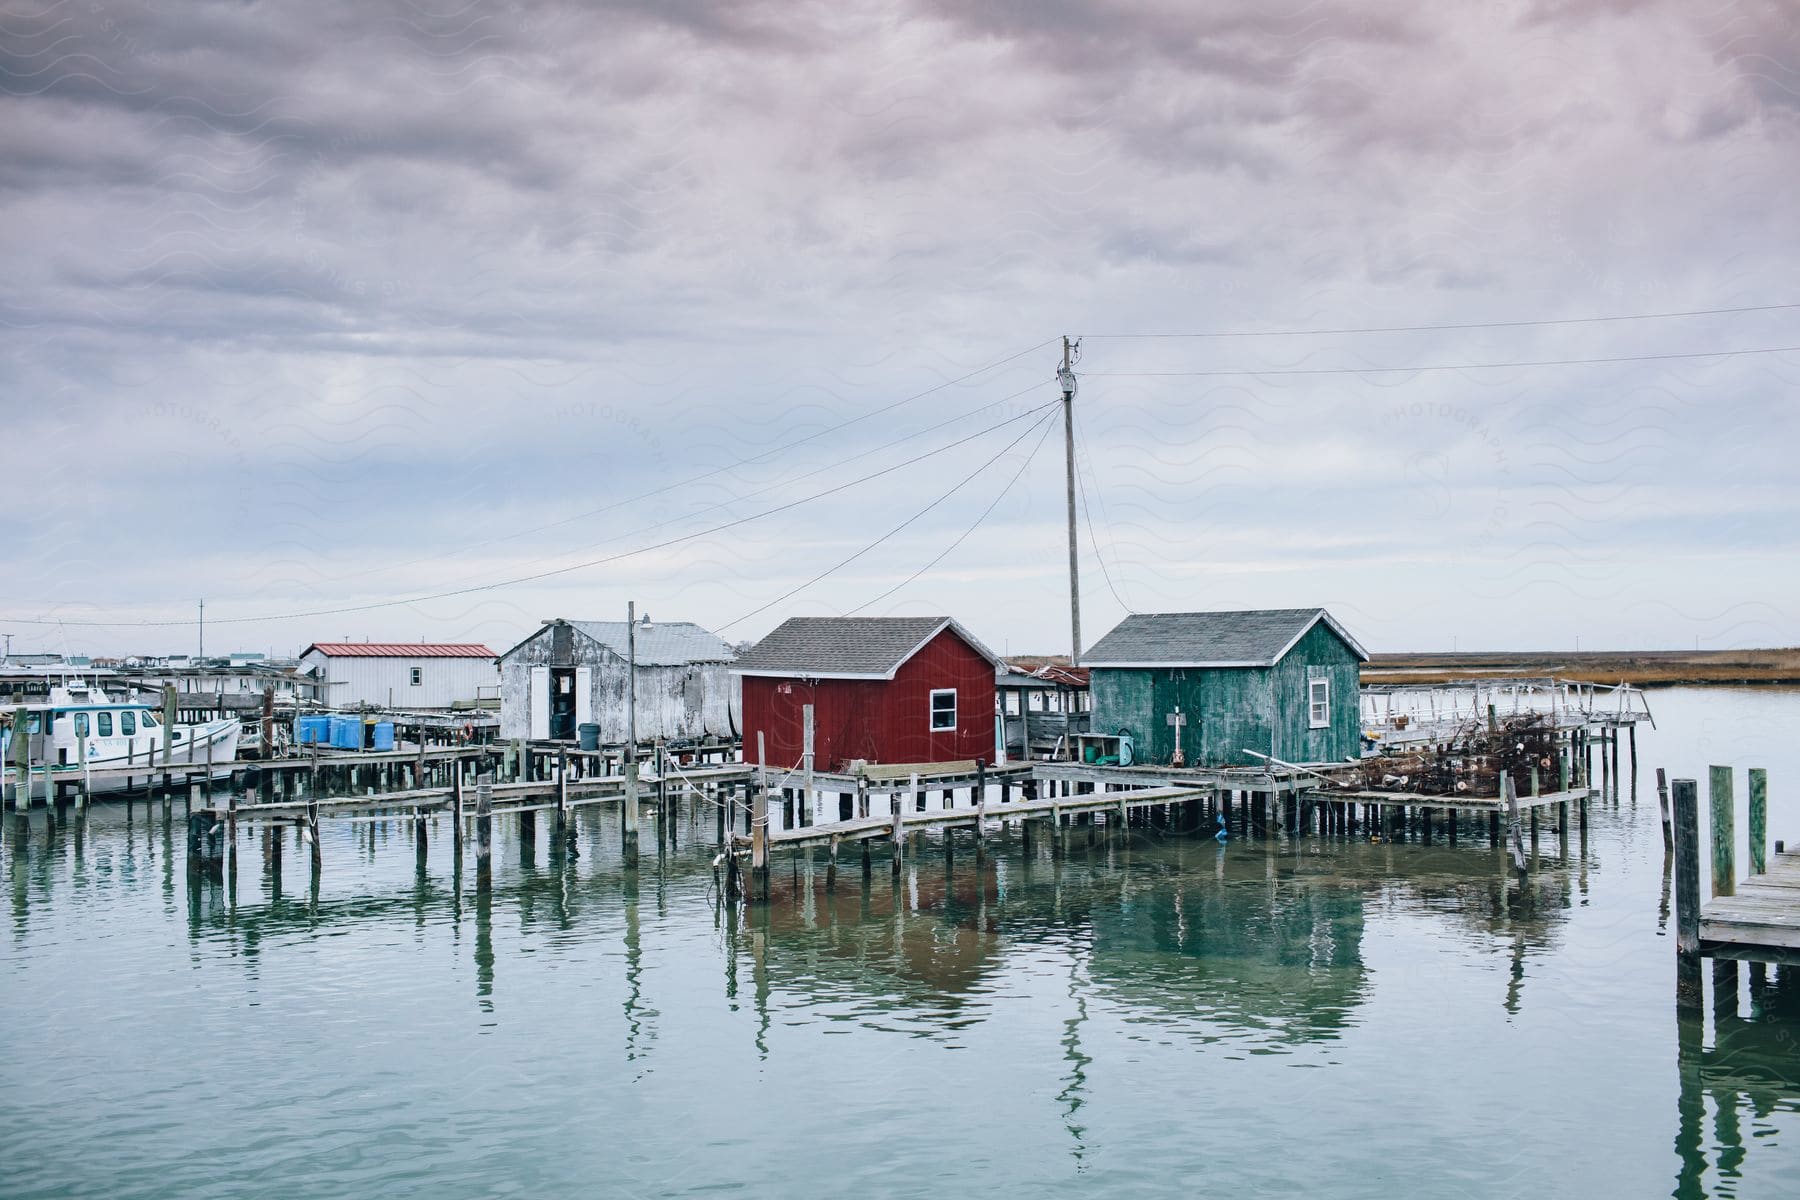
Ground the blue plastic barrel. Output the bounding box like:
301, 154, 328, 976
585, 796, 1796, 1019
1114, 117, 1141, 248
371, 721, 395, 752
578, 723, 600, 751
329, 715, 362, 750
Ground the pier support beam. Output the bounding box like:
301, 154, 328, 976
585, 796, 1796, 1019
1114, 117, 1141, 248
476, 774, 493, 890
1671, 777, 1702, 1010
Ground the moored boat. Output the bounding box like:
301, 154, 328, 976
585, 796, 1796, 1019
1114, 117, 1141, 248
1, 683, 240, 795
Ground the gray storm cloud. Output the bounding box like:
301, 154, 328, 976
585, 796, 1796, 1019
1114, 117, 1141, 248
2, 0, 1795, 657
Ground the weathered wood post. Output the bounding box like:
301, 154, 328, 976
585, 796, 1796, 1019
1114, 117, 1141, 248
1656, 767, 1672, 851
161, 685, 176, 768
451, 763, 464, 863
891, 789, 905, 876
307, 795, 322, 878
826, 833, 839, 891
974, 758, 988, 861
1748, 768, 1767, 876
800, 704, 814, 831
475, 773, 493, 888
750, 776, 769, 902
414, 805, 428, 865
1671, 777, 1703, 1009
556, 749, 569, 843
1628, 723, 1638, 803
1708, 765, 1735, 898
655, 740, 670, 849
716, 780, 727, 849
1503, 771, 1526, 876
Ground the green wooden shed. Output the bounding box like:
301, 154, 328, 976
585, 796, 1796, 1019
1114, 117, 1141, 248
1084, 608, 1369, 768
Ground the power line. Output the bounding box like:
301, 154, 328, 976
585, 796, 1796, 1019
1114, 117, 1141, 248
314, 336, 1059, 587
1080, 301, 1800, 340
1072, 417, 1134, 614
3, 399, 1063, 629
327, 374, 1058, 606
721, 408, 1058, 632
1082, 344, 1800, 379
846, 412, 1060, 618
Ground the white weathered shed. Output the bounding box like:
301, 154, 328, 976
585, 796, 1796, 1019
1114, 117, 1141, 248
498, 618, 738, 743
298, 643, 499, 710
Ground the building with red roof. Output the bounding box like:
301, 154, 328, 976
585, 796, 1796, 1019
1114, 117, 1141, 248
299, 641, 498, 710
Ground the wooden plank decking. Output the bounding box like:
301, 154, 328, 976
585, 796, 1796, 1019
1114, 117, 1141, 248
760, 784, 1214, 850
1700, 849, 1800, 958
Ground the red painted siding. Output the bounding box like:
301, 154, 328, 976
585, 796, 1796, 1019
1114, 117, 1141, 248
740, 628, 996, 772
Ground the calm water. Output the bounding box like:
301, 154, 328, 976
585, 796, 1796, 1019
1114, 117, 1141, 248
3, 687, 1797, 1199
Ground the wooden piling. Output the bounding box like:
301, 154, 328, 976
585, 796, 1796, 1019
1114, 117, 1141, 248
475, 773, 493, 887
826, 834, 839, 891
1671, 777, 1702, 1009
891, 791, 905, 876
1709, 765, 1734, 898
10, 706, 28, 810
975, 758, 988, 860
414, 806, 428, 864
451, 767, 464, 853
800, 704, 814, 830
1628, 724, 1638, 803
750, 779, 769, 901
1503, 771, 1526, 876
1748, 767, 1767, 876
622, 746, 640, 861
1657, 767, 1672, 851
307, 795, 322, 876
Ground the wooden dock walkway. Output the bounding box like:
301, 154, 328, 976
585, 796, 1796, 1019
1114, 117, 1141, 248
1697, 849, 1800, 961
762, 783, 1213, 850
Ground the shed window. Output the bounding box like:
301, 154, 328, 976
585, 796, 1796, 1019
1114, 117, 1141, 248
929, 689, 957, 732
410, 667, 423, 686
1308, 679, 1330, 729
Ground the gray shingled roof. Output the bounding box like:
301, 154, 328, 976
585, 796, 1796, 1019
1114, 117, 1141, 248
571, 620, 736, 667
734, 616, 998, 678
1083, 608, 1368, 667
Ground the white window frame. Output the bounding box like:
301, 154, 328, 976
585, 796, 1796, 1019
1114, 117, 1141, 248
1308, 678, 1330, 729
929, 688, 958, 732
410, 667, 423, 686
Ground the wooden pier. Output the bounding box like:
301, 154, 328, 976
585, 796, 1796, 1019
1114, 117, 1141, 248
1671, 766, 1793, 1012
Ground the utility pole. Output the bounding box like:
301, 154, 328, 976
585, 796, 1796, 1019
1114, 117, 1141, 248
623, 600, 640, 859
198, 599, 205, 662
1059, 336, 1082, 666
2, 633, 11, 666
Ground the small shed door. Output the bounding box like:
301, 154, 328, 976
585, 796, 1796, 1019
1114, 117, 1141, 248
575, 667, 593, 728
529, 666, 550, 740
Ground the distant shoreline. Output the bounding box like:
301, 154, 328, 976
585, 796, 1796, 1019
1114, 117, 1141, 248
1362, 648, 1800, 687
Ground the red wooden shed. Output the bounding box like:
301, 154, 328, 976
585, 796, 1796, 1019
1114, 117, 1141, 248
734, 616, 1001, 773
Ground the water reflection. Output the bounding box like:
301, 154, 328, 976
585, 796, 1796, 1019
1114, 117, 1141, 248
1675, 964, 1800, 1198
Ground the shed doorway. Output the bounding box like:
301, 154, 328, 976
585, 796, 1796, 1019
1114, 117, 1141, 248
550, 667, 577, 740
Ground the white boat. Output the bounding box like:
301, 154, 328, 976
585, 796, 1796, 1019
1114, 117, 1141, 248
1, 683, 241, 796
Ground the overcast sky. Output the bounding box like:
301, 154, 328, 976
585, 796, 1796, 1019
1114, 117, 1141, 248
3, 0, 1797, 659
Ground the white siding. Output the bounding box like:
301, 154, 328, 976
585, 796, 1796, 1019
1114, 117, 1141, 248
299, 651, 498, 710
497, 623, 739, 743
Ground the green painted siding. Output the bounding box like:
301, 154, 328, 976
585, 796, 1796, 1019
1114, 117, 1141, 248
1263, 620, 1362, 765
1089, 618, 1363, 767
